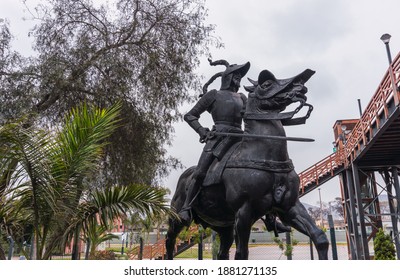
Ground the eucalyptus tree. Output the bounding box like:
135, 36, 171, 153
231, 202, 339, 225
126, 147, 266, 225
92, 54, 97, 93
0, 0, 219, 185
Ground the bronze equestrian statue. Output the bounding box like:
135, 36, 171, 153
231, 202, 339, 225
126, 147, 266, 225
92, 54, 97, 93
179, 59, 289, 234
166, 60, 329, 260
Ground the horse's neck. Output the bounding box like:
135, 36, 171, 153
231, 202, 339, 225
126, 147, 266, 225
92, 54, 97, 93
244, 119, 286, 136
242, 119, 289, 160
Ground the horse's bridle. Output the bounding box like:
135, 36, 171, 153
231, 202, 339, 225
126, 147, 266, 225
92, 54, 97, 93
244, 102, 314, 126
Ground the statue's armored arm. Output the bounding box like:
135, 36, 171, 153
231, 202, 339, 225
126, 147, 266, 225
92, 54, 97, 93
184, 90, 216, 141
184, 112, 210, 142
184, 113, 203, 133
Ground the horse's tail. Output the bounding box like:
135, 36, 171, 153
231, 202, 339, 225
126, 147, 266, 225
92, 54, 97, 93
171, 166, 196, 212
166, 167, 196, 259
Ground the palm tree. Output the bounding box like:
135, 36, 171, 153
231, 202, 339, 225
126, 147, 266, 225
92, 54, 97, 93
0, 122, 33, 259
77, 183, 172, 258
0, 103, 174, 259
83, 222, 118, 260
123, 212, 143, 249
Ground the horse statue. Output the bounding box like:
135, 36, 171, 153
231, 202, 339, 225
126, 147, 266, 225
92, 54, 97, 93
166, 68, 329, 260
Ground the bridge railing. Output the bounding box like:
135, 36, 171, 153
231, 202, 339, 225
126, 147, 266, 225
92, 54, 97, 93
128, 238, 166, 260
298, 52, 400, 193
344, 52, 400, 163
128, 225, 201, 260
298, 150, 345, 194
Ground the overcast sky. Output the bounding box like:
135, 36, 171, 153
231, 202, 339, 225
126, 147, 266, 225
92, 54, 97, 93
165, 0, 400, 206
2, 0, 400, 206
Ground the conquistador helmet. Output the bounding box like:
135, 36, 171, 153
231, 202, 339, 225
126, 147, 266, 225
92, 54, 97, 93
220, 61, 250, 90
201, 59, 250, 96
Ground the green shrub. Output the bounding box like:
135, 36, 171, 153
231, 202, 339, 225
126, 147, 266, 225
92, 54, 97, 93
89, 250, 116, 260
211, 233, 220, 260
273, 231, 298, 258
105, 247, 122, 253
373, 228, 396, 260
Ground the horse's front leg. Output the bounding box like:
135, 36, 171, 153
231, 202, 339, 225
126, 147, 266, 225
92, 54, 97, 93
234, 202, 253, 260
279, 200, 329, 260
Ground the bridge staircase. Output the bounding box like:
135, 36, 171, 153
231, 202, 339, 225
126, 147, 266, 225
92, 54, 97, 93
128, 225, 202, 260
298, 151, 346, 197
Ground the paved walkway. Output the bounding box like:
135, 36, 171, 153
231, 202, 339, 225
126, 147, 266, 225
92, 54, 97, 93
228, 244, 350, 260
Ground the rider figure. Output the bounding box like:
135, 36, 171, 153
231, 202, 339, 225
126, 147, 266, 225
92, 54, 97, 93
178, 59, 250, 225
179, 59, 292, 235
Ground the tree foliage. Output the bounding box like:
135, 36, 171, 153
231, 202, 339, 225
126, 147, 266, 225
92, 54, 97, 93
0, 0, 219, 185
307, 197, 344, 227
373, 228, 396, 260
273, 231, 298, 258
329, 197, 344, 219
307, 202, 330, 226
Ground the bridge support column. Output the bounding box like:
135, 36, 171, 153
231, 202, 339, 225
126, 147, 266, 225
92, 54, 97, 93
340, 171, 356, 259
392, 167, 400, 259
351, 163, 370, 259
381, 168, 400, 259
341, 165, 371, 260
344, 169, 362, 259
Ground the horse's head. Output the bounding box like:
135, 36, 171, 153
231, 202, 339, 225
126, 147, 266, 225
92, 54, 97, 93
244, 69, 315, 115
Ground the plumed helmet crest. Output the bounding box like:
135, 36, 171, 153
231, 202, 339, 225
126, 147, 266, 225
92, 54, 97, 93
201, 59, 250, 96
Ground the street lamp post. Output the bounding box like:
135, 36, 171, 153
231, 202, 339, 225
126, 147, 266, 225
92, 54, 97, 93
357, 99, 363, 117
380, 33, 392, 64
380, 33, 400, 104
318, 188, 324, 228
327, 202, 338, 260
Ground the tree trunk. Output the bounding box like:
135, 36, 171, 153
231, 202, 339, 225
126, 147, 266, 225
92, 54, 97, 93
85, 238, 91, 260
71, 226, 81, 260
0, 244, 6, 260
31, 234, 37, 260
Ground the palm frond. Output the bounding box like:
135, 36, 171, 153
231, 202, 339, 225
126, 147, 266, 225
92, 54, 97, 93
0, 122, 58, 213
54, 102, 121, 179
77, 184, 173, 231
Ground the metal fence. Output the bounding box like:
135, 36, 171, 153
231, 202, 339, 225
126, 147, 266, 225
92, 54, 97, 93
1, 229, 352, 260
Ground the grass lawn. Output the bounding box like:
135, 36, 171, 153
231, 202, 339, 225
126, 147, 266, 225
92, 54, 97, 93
174, 246, 213, 259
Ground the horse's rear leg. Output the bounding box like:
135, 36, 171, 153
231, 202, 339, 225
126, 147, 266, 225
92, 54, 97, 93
279, 201, 329, 260
212, 226, 234, 260
234, 203, 253, 260
165, 218, 185, 260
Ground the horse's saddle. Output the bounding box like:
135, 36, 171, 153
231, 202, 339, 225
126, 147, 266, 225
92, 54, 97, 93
203, 142, 240, 187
